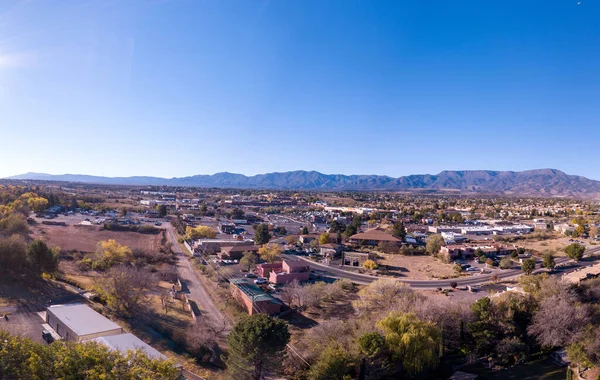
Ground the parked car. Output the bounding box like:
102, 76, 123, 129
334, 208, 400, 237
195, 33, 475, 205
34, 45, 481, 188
245, 273, 257, 278
466, 267, 478, 272
461, 264, 471, 269
42, 330, 54, 344
254, 277, 268, 285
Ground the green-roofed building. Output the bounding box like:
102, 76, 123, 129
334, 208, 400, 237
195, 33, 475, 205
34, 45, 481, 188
230, 278, 284, 315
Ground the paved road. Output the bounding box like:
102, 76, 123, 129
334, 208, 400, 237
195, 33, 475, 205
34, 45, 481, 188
165, 224, 230, 330
284, 251, 598, 289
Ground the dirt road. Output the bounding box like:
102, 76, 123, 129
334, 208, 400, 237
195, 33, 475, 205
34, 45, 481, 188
165, 224, 231, 330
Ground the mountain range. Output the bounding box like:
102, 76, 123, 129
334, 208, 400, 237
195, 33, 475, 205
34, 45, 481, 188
6, 169, 600, 198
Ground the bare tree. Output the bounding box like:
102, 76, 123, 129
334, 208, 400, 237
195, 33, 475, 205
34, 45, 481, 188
95, 265, 155, 317
528, 295, 590, 347
353, 278, 418, 314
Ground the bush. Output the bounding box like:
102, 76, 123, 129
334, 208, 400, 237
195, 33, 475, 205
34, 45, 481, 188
76, 258, 92, 272
91, 260, 108, 271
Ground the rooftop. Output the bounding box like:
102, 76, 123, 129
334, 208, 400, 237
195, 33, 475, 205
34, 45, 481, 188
349, 228, 400, 242
93, 333, 168, 361
230, 279, 283, 304
47, 304, 121, 337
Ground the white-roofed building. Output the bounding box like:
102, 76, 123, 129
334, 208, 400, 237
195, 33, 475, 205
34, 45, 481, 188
46, 304, 123, 342
93, 333, 168, 361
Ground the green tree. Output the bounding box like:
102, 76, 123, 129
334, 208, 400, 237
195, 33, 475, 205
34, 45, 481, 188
542, 253, 556, 270
26, 239, 59, 274
254, 224, 272, 245
301, 226, 309, 235
499, 256, 512, 270
521, 258, 536, 275
0, 330, 179, 379
231, 208, 245, 219
226, 314, 290, 380
343, 224, 357, 238
308, 343, 356, 380
564, 243, 585, 262
376, 312, 442, 377
426, 234, 444, 256
156, 204, 167, 217
200, 202, 208, 214
392, 221, 407, 241
240, 251, 257, 271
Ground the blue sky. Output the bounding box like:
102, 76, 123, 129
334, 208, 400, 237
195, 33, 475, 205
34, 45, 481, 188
1, 0, 599, 179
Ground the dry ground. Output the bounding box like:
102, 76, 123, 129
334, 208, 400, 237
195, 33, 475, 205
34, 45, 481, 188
519, 236, 572, 256
32, 224, 163, 253
377, 253, 457, 279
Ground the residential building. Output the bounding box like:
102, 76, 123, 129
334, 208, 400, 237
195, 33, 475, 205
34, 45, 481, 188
319, 243, 343, 257
218, 222, 236, 234
563, 264, 600, 285
256, 262, 283, 278
230, 279, 284, 315
46, 304, 123, 342
299, 233, 320, 244
348, 228, 400, 246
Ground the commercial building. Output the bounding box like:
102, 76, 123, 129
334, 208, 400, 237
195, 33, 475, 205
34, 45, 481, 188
230, 279, 284, 315
218, 244, 260, 260
263, 259, 310, 285
46, 304, 123, 342
343, 251, 371, 267
348, 228, 400, 246
93, 333, 168, 361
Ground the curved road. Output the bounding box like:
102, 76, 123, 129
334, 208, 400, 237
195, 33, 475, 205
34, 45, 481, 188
284, 250, 598, 289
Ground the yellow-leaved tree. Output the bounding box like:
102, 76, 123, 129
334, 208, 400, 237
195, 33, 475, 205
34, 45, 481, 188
95, 239, 132, 267
258, 244, 282, 263
186, 225, 217, 240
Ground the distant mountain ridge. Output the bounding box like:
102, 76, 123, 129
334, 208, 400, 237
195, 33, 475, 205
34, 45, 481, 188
6, 169, 600, 198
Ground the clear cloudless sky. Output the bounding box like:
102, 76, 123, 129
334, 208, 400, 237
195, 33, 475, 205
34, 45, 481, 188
0, 0, 599, 179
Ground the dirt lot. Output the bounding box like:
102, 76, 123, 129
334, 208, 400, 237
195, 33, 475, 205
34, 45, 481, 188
377, 253, 457, 280
32, 224, 164, 253
519, 237, 573, 256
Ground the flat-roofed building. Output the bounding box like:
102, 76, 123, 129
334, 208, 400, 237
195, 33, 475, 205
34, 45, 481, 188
46, 304, 123, 342
93, 333, 168, 361
230, 279, 284, 315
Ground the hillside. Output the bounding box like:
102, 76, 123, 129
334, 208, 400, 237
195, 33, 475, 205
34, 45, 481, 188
7, 169, 600, 198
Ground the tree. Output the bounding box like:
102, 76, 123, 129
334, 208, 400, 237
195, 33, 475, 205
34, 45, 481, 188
542, 253, 556, 270
343, 224, 357, 238
300, 226, 309, 235
528, 296, 590, 347
156, 204, 167, 217
258, 244, 282, 263
426, 234, 444, 256
454, 264, 463, 275
95, 239, 132, 267
499, 256, 512, 269
27, 239, 59, 274
521, 258, 536, 275
392, 222, 407, 241
94, 265, 154, 317
363, 259, 378, 270
308, 343, 356, 380
376, 312, 442, 377
186, 225, 217, 240
26, 196, 49, 213
254, 224, 272, 245
231, 208, 245, 220
240, 251, 257, 271
200, 202, 208, 214
226, 314, 290, 380
0, 330, 180, 380
318, 232, 331, 245
564, 243, 585, 262
353, 279, 415, 314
